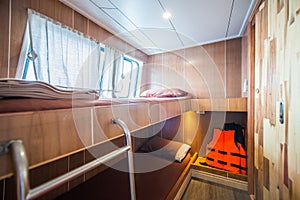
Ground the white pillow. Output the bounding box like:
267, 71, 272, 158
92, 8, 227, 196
175, 144, 191, 162
139, 136, 191, 162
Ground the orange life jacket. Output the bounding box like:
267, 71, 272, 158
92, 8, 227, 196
206, 128, 247, 175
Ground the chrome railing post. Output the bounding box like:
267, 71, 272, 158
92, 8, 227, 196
112, 118, 136, 200
10, 140, 30, 200
2, 124, 135, 200
0, 140, 30, 200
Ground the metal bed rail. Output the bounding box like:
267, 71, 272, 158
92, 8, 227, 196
0, 118, 136, 200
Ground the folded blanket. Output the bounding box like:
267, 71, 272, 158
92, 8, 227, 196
0, 79, 99, 100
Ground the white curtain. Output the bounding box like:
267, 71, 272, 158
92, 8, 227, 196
100, 46, 124, 98
26, 10, 103, 90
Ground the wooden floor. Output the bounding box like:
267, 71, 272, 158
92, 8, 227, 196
181, 178, 250, 200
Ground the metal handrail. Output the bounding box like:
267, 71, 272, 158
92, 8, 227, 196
0, 140, 30, 200
112, 118, 136, 200
2, 118, 136, 200
27, 146, 130, 199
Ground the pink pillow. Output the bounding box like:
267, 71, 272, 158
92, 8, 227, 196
140, 88, 188, 98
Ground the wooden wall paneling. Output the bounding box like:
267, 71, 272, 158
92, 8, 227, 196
164, 50, 184, 72
161, 115, 182, 141
83, 146, 114, 181
184, 46, 217, 98
285, 5, 300, 197
10, 0, 27, 78
128, 103, 151, 129
74, 11, 88, 35
142, 54, 163, 90
83, 136, 126, 180
70, 108, 94, 147
202, 41, 226, 83
140, 57, 152, 91
283, 143, 289, 187
263, 156, 270, 190
226, 38, 242, 98
147, 102, 161, 124
22, 0, 31, 10
256, 145, 264, 200
0, 0, 9, 78
4, 176, 17, 200
93, 104, 150, 144
278, 142, 284, 199
29, 157, 69, 199
247, 21, 255, 195
184, 111, 201, 154
159, 101, 180, 120
29, 0, 40, 11
253, 40, 259, 191
0, 112, 40, 177
0, 107, 92, 178
241, 36, 248, 98
39, 0, 55, 19
228, 98, 248, 112
277, 0, 284, 13
179, 99, 192, 114
198, 44, 226, 98
225, 112, 248, 127
184, 59, 209, 98
132, 125, 156, 151
268, 1, 276, 40
251, 0, 300, 199
193, 98, 247, 112
267, 38, 277, 125
54, 0, 73, 28
93, 106, 123, 144
201, 41, 226, 98
197, 112, 212, 157
161, 51, 185, 90
37, 108, 92, 162
88, 20, 111, 43
68, 151, 85, 189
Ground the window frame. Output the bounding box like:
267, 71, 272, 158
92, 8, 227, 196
22, 46, 142, 98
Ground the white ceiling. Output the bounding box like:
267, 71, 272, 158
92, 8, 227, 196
60, 0, 256, 55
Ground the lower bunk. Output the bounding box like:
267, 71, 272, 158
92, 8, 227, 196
56, 151, 196, 200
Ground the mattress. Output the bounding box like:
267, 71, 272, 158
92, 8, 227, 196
56, 152, 191, 200
0, 95, 193, 114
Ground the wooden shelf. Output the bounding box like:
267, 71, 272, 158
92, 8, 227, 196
192, 98, 247, 112
191, 157, 248, 182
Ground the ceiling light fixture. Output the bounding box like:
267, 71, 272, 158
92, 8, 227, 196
162, 11, 172, 19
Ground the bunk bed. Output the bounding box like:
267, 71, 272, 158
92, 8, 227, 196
0, 79, 193, 113
0, 79, 196, 199
57, 136, 194, 200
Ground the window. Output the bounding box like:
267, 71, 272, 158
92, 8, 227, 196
18, 10, 143, 98
115, 56, 142, 98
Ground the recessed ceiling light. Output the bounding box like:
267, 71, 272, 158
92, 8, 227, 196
162, 11, 172, 19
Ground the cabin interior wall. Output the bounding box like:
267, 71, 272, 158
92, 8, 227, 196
251, 0, 300, 199
143, 38, 244, 99
241, 35, 249, 98
0, 0, 254, 199
0, 0, 149, 79
142, 38, 247, 169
